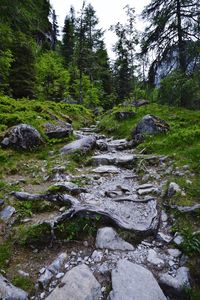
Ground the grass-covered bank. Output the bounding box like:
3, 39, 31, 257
0, 96, 93, 176
98, 103, 200, 173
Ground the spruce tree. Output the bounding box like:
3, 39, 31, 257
141, 0, 200, 74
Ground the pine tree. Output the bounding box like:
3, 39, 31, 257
62, 6, 76, 67
141, 0, 200, 74
111, 6, 138, 101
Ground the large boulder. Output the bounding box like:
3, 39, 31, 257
1, 124, 43, 150
60, 136, 96, 155
0, 273, 28, 300
44, 122, 73, 139
109, 260, 167, 300
133, 115, 170, 141
46, 264, 102, 300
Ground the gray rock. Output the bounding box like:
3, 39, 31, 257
115, 111, 135, 120
0, 273, 28, 300
157, 232, 173, 243
0, 206, 15, 221
159, 267, 190, 295
17, 270, 30, 278
134, 99, 149, 107
147, 249, 165, 267
96, 227, 134, 251
46, 264, 102, 300
44, 122, 72, 139
109, 260, 167, 300
38, 269, 53, 288
48, 253, 67, 274
167, 182, 181, 197
92, 165, 120, 174
92, 153, 136, 167
171, 203, 200, 213
0, 199, 4, 206
60, 136, 96, 154
173, 234, 184, 245
167, 249, 182, 258
133, 115, 169, 141
1, 124, 43, 150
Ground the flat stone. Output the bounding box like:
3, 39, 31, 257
147, 249, 165, 267
46, 264, 102, 300
109, 260, 167, 300
38, 269, 53, 288
159, 267, 190, 295
92, 153, 136, 167
0, 273, 28, 300
96, 227, 134, 251
92, 165, 120, 174
60, 136, 96, 154
137, 187, 158, 195
0, 205, 16, 221
48, 253, 67, 274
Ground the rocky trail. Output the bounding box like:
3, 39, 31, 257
0, 123, 192, 300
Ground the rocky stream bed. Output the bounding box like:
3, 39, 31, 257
0, 122, 194, 300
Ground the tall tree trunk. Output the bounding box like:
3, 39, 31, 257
177, 0, 186, 72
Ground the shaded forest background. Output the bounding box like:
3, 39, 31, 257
0, 0, 200, 109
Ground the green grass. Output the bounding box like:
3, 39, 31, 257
0, 241, 11, 269
12, 275, 34, 293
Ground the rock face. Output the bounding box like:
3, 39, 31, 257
46, 264, 102, 300
44, 122, 73, 139
133, 115, 170, 141
115, 111, 135, 120
109, 260, 167, 300
1, 124, 43, 150
0, 273, 28, 300
96, 227, 134, 251
60, 136, 96, 154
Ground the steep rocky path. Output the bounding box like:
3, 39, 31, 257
0, 124, 191, 300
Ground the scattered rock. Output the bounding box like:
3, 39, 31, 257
157, 232, 173, 243
46, 264, 102, 300
167, 182, 181, 197
1, 124, 43, 150
44, 122, 73, 139
17, 270, 30, 278
167, 249, 182, 258
0, 205, 16, 222
133, 115, 169, 141
96, 227, 134, 251
109, 260, 167, 300
173, 234, 184, 245
60, 136, 96, 154
0, 273, 28, 300
159, 267, 190, 296
115, 111, 135, 120
147, 249, 165, 267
